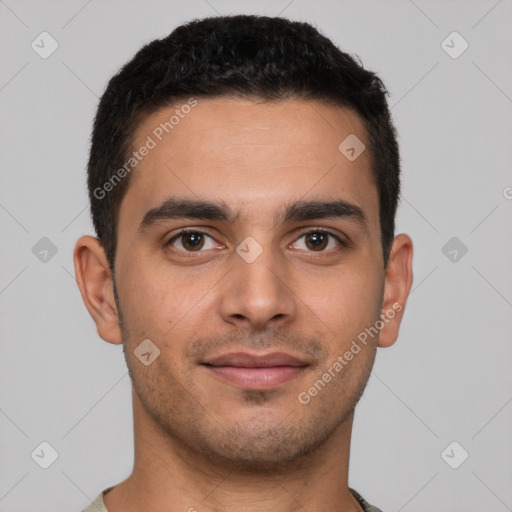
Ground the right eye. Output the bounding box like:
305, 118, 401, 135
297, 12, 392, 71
166, 229, 222, 253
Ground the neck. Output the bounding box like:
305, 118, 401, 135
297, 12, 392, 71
104, 391, 363, 512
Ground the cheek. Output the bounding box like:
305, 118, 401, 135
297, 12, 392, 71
119, 257, 219, 343
302, 267, 383, 351
117, 260, 177, 336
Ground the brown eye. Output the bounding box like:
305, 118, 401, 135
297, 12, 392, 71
167, 230, 218, 252
305, 232, 329, 251
180, 232, 204, 251
292, 230, 344, 253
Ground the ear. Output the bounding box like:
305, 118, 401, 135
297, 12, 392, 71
378, 233, 413, 348
73, 235, 123, 345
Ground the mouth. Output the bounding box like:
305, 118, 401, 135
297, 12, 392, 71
201, 352, 310, 390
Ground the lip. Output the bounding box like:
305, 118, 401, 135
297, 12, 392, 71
204, 351, 308, 368
202, 351, 310, 390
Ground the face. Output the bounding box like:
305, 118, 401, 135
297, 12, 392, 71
86, 98, 407, 473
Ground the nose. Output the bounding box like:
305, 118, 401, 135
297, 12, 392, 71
218, 242, 297, 332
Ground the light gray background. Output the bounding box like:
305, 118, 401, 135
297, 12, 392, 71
1, 1, 511, 511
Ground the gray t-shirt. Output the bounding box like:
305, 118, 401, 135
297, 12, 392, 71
82, 486, 383, 512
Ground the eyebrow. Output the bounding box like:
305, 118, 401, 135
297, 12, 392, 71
137, 196, 367, 233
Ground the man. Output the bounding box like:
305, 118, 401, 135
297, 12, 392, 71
74, 14, 413, 512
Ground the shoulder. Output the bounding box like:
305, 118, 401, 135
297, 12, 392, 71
80, 486, 114, 512
350, 487, 384, 512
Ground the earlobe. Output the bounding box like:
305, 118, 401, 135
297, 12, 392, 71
73, 235, 123, 345
378, 233, 414, 348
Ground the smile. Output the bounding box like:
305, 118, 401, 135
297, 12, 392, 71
202, 351, 310, 390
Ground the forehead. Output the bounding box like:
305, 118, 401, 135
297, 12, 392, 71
119, 97, 378, 231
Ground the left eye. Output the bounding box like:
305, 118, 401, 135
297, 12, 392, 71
166, 229, 343, 253
292, 230, 342, 252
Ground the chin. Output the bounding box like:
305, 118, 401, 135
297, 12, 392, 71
188, 409, 346, 474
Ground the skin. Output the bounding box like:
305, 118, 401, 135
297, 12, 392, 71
74, 97, 413, 512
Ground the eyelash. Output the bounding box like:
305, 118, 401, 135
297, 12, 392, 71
165, 227, 347, 256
